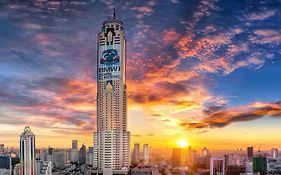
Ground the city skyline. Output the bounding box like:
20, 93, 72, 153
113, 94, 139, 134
0, 0, 281, 150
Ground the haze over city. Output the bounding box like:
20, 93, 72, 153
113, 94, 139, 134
0, 0, 281, 152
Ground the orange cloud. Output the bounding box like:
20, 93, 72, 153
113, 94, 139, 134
162, 29, 181, 45
180, 101, 281, 130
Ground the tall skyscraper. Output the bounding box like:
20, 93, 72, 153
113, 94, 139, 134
93, 9, 130, 174
143, 144, 149, 164
20, 126, 35, 175
132, 144, 140, 164
72, 140, 78, 150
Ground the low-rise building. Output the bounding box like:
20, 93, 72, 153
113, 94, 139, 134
36, 160, 52, 175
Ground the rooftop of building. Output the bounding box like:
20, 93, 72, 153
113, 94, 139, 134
21, 126, 35, 136
103, 8, 123, 26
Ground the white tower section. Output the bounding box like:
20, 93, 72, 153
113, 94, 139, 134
93, 11, 130, 175
143, 144, 149, 164
20, 126, 35, 175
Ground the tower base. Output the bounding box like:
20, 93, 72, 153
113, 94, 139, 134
91, 169, 128, 175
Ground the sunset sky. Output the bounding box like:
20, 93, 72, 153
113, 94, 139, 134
0, 0, 281, 150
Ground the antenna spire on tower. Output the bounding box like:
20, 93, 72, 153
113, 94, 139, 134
113, 8, 116, 19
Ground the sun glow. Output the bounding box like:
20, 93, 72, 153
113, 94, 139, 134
177, 139, 189, 148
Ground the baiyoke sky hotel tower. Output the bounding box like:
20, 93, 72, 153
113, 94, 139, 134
93, 10, 130, 175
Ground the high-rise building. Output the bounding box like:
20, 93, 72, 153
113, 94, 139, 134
210, 157, 225, 175
72, 140, 78, 150
247, 147, 253, 161
0, 144, 4, 155
0, 155, 11, 175
20, 126, 36, 175
70, 140, 79, 163
79, 144, 86, 164
224, 155, 230, 168
253, 157, 267, 175
271, 148, 278, 158
87, 147, 94, 165
132, 144, 140, 164
172, 148, 187, 167
187, 147, 196, 167
143, 144, 149, 164
93, 133, 98, 169
70, 149, 79, 163
52, 151, 67, 167
93, 9, 130, 175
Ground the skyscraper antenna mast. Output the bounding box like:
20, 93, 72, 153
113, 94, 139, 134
113, 8, 116, 19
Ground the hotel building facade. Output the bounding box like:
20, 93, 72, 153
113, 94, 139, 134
93, 11, 130, 175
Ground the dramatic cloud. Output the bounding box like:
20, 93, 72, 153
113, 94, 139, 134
181, 102, 281, 130
0, 77, 96, 135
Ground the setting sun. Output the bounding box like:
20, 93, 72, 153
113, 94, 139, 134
177, 139, 189, 148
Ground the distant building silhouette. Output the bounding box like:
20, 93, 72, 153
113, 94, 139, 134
172, 148, 187, 167
132, 144, 140, 164
79, 144, 86, 164
72, 140, 78, 150
247, 147, 254, 161
143, 144, 149, 164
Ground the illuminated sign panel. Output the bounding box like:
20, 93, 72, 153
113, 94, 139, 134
100, 49, 119, 64
98, 49, 121, 81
